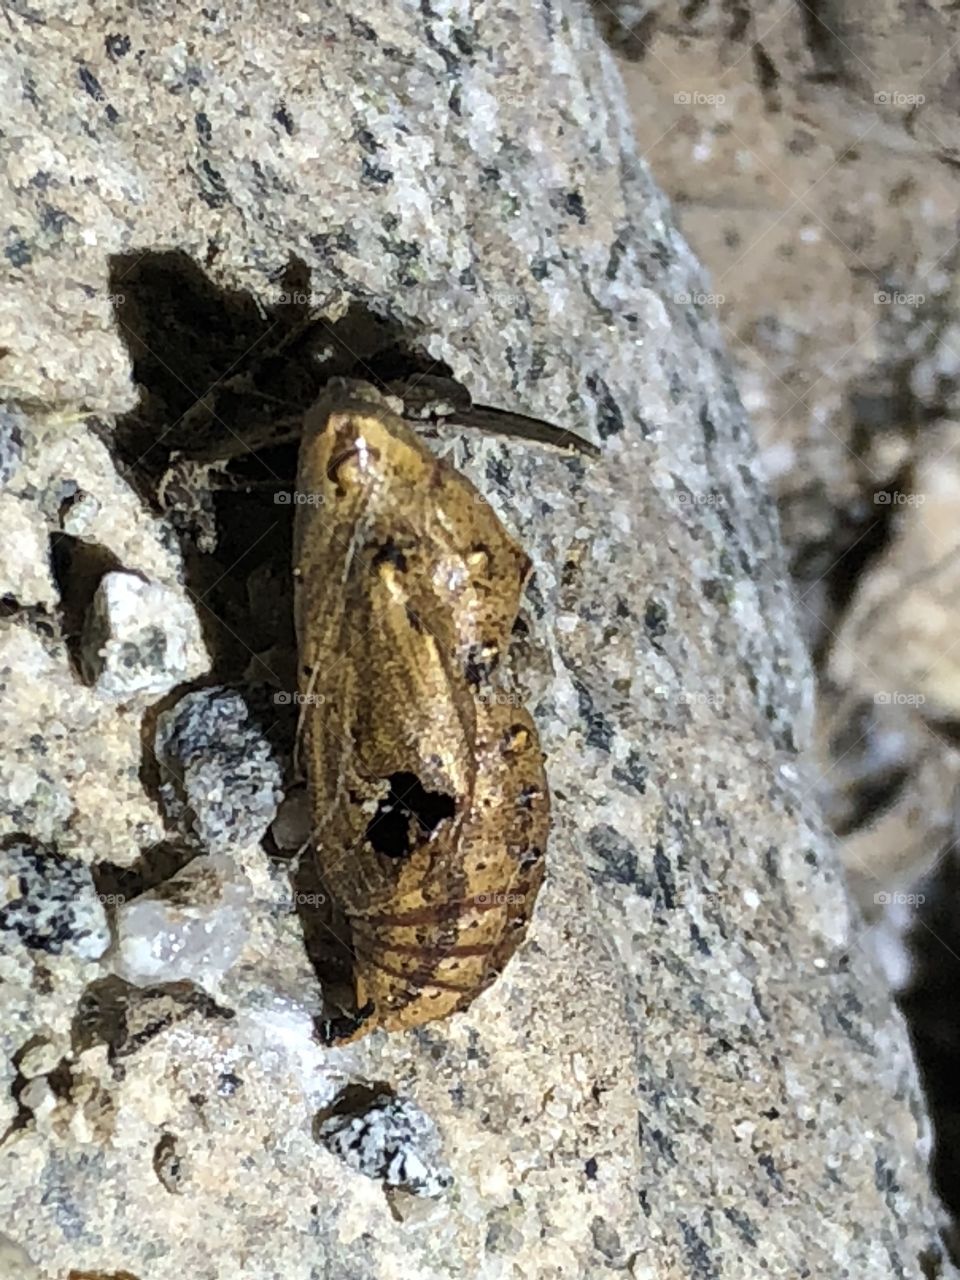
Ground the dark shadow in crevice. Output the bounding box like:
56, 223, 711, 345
103, 249, 444, 492
72, 975, 235, 1076
100, 248, 448, 1021
797, 0, 845, 83
312, 1081, 396, 1133
818, 694, 913, 839
828, 765, 910, 840
289, 846, 358, 1023
898, 847, 960, 1264
92, 841, 198, 908
103, 248, 444, 687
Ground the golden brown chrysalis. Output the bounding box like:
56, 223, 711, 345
294, 386, 552, 1043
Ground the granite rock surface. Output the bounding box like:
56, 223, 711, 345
0, 3, 952, 1279
609, 1, 960, 1233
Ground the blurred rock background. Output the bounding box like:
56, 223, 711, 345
595, 0, 960, 1242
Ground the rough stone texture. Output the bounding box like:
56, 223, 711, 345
616, 0, 960, 629
0, 1234, 44, 1280
155, 687, 284, 852
112, 853, 252, 988
0, 839, 110, 960
0, 492, 57, 609
613, 0, 960, 906
0, 5, 952, 1280
611, 0, 960, 1243
79, 570, 208, 699
316, 1093, 453, 1199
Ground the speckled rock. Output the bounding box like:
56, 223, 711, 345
80, 570, 207, 699
0, 838, 109, 960
156, 687, 284, 852
615, 3, 960, 1239
0, 4, 952, 1280
15, 1035, 63, 1081
316, 1093, 453, 1199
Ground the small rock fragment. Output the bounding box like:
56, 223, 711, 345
16, 1033, 64, 1079
0, 838, 109, 959
112, 853, 251, 987
156, 687, 283, 851
80, 570, 207, 698
17, 1074, 56, 1122
270, 785, 311, 853
59, 489, 103, 537
315, 1094, 452, 1198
